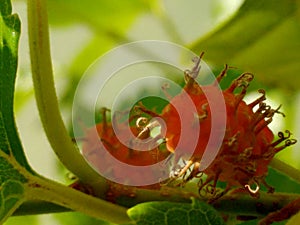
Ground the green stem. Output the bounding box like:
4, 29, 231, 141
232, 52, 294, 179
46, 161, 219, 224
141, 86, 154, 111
13, 201, 69, 216
23, 175, 131, 224
15, 185, 300, 219
213, 192, 300, 217
270, 158, 300, 184
26, 0, 106, 194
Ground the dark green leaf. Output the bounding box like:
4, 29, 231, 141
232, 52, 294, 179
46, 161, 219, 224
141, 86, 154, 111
190, 0, 300, 91
0, 155, 27, 222
0, 0, 35, 222
127, 198, 225, 225
0, 0, 32, 171
266, 167, 300, 194
0, 180, 25, 217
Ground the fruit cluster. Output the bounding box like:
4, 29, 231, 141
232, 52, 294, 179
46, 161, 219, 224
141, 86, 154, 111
81, 54, 296, 198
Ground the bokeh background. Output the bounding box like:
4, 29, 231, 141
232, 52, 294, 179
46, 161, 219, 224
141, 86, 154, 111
8, 0, 300, 224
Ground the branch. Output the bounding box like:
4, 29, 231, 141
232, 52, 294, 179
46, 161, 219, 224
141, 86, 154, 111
14, 186, 300, 220
118, 185, 300, 218
22, 175, 131, 224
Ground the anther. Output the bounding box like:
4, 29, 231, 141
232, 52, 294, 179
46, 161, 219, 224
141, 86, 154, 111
100, 107, 110, 131
161, 83, 172, 100
245, 162, 257, 173
245, 182, 260, 195
270, 104, 285, 118
227, 72, 254, 93
136, 117, 148, 128
238, 147, 253, 161
172, 160, 194, 179
274, 139, 297, 153
195, 103, 208, 121
269, 130, 292, 148
227, 131, 240, 147
214, 64, 229, 85
185, 52, 204, 89
248, 89, 266, 108
135, 102, 160, 117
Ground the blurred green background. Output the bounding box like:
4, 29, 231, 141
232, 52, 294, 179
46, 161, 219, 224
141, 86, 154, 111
8, 0, 300, 224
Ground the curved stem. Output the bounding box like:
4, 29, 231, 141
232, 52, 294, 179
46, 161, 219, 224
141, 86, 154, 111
23, 175, 131, 224
26, 0, 106, 194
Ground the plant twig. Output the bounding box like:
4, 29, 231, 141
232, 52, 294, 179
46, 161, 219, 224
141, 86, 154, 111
23, 175, 131, 224
27, 0, 106, 195
14, 183, 300, 220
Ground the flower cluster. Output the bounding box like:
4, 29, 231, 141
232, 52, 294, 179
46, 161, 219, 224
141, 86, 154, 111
82, 54, 296, 198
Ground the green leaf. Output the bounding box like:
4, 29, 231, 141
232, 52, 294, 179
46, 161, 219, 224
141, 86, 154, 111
0, 0, 32, 171
55, 211, 116, 225
190, 0, 300, 90
0, 153, 27, 223
267, 166, 300, 194
0, 0, 38, 222
0, 0, 29, 220
4, 214, 38, 225
0, 180, 25, 220
127, 198, 225, 225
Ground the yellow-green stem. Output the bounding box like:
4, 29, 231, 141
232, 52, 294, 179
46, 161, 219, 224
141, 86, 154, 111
24, 175, 131, 224
27, 0, 106, 194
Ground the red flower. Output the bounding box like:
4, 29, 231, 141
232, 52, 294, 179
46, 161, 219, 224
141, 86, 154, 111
81, 54, 296, 199
159, 54, 297, 197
